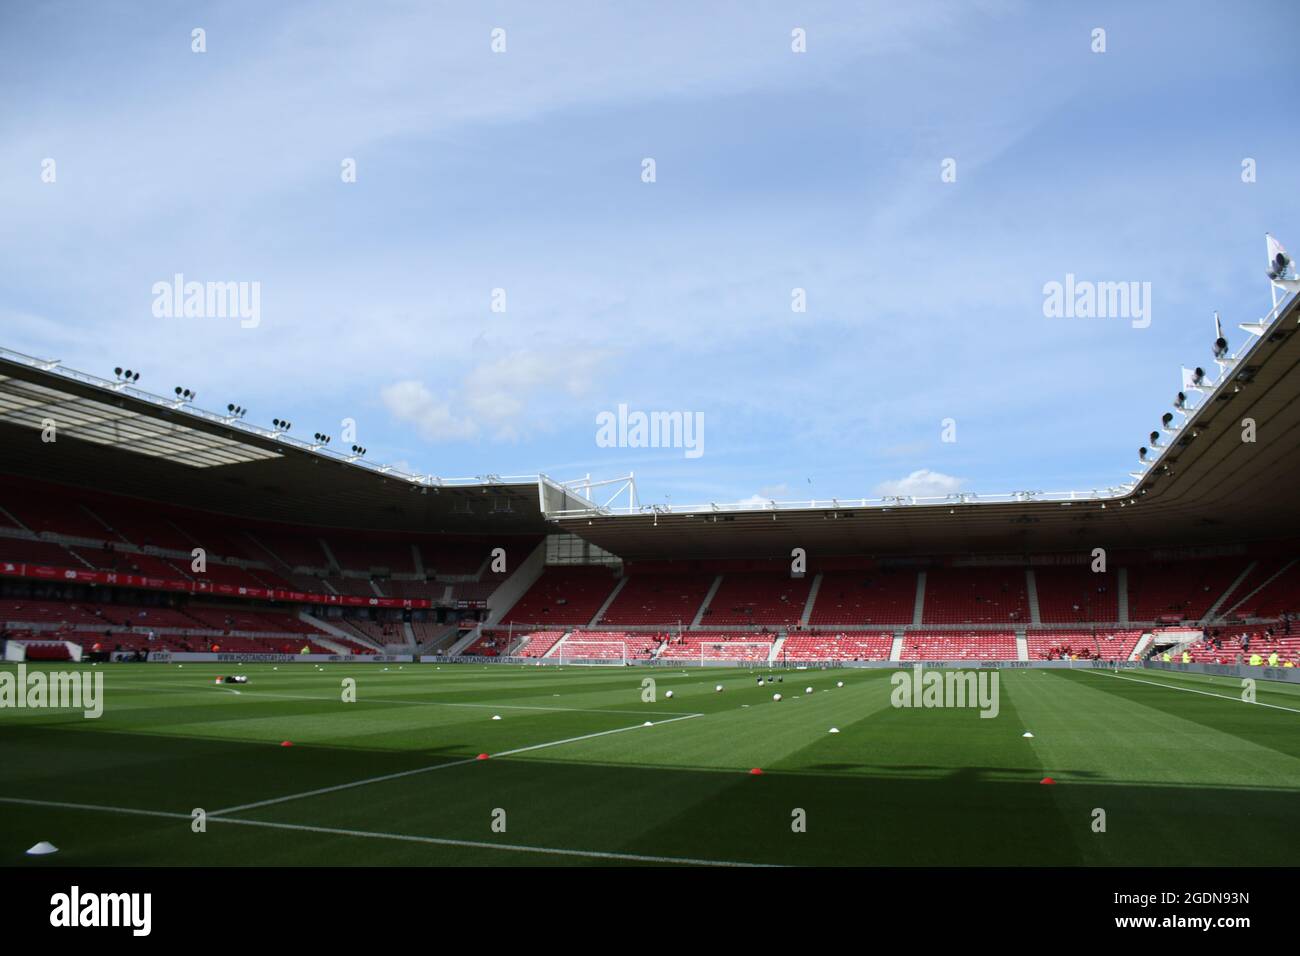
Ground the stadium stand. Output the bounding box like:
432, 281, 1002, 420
500, 566, 620, 625
1025, 629, 1143, 660
596, 572, 713, 626
562, 630, 663, 659
658, 631, 774, 661
922, 568, 1027, 625
511, 629, 567, 658
781, 630, 893, 661
1126, 558, 1246, 622
1185, 625, 1300, 664
1230, 562, 1300, 618
1032, 565, 1119, 623
697, 572, 812, 626
900, 630, 1018, 660
809, 570, 916, 625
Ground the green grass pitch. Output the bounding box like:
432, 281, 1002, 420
2, 661, 1298, 866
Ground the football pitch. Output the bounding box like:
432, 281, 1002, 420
2, 662, 1298, 867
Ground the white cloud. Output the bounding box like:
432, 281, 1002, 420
380, 381, 477, 442
382, 348, 611, 443
875, 469, 964, 498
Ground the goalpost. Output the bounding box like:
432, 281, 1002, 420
557, 639, 628, 666
700, 641, 773, 665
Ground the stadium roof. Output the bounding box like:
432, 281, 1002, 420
0, 348, 589, 534
2, 281, 1297, 555
552, 288, 1300, 559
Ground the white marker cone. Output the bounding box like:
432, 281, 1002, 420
1022, 731, 1034, 738
26, 842, 58, 856
491, 715, 502, 721
643, 721, 653, 727
829, 727, 840, 734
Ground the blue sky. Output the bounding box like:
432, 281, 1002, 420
2, 1, 1296, 507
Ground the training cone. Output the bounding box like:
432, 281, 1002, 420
26, 841, 58, 856
749, 768, 764, 775
491, 715, 501, 721
829, 727, 840, 734
1022, 732, 1034, 738
280, 740, 294, 747
1039, 777, 1056, 785
476, 753, 489, 760
643, 721, 653, 726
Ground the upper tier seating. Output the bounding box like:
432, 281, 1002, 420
1033, 566, 1119, 623
809, 570, 917, 625
596, 573, 713, 626
1126, 558, 1246, 622
500, 567, 620, 626
922, 568, 1027, 625
1232, 562, 1300, 618
697, 573, 812, 626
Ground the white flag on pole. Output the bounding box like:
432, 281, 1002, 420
1266, 233, 1291, 279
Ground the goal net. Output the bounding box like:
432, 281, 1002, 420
556, 640, 628, 666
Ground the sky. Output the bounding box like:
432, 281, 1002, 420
1, 1, 1296, 509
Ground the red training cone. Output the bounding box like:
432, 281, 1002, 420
1039, 776, 1055, 785
749, 768, 763, 775
280, 740, 294, 747
476, 753, 490, 760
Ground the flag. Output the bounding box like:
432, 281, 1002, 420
1266, 233, 1291, 279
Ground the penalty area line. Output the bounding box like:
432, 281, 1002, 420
1088, 669, 1300, 715
208, 712, 704, 816
0, 795, 767, 867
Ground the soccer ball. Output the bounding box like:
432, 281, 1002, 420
715, 684, 723, 692
773, 693, 782, 702
665, 690, 674, 699
805, 686, 813, 694
836, 681, 844, 688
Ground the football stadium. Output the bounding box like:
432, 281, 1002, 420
3, 267, 1300, 874
1, 1, 1296, 936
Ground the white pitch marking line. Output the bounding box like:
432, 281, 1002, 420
1090, 670, 1300, 715
208, 713, 703, 816
0, 795, 768, 867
